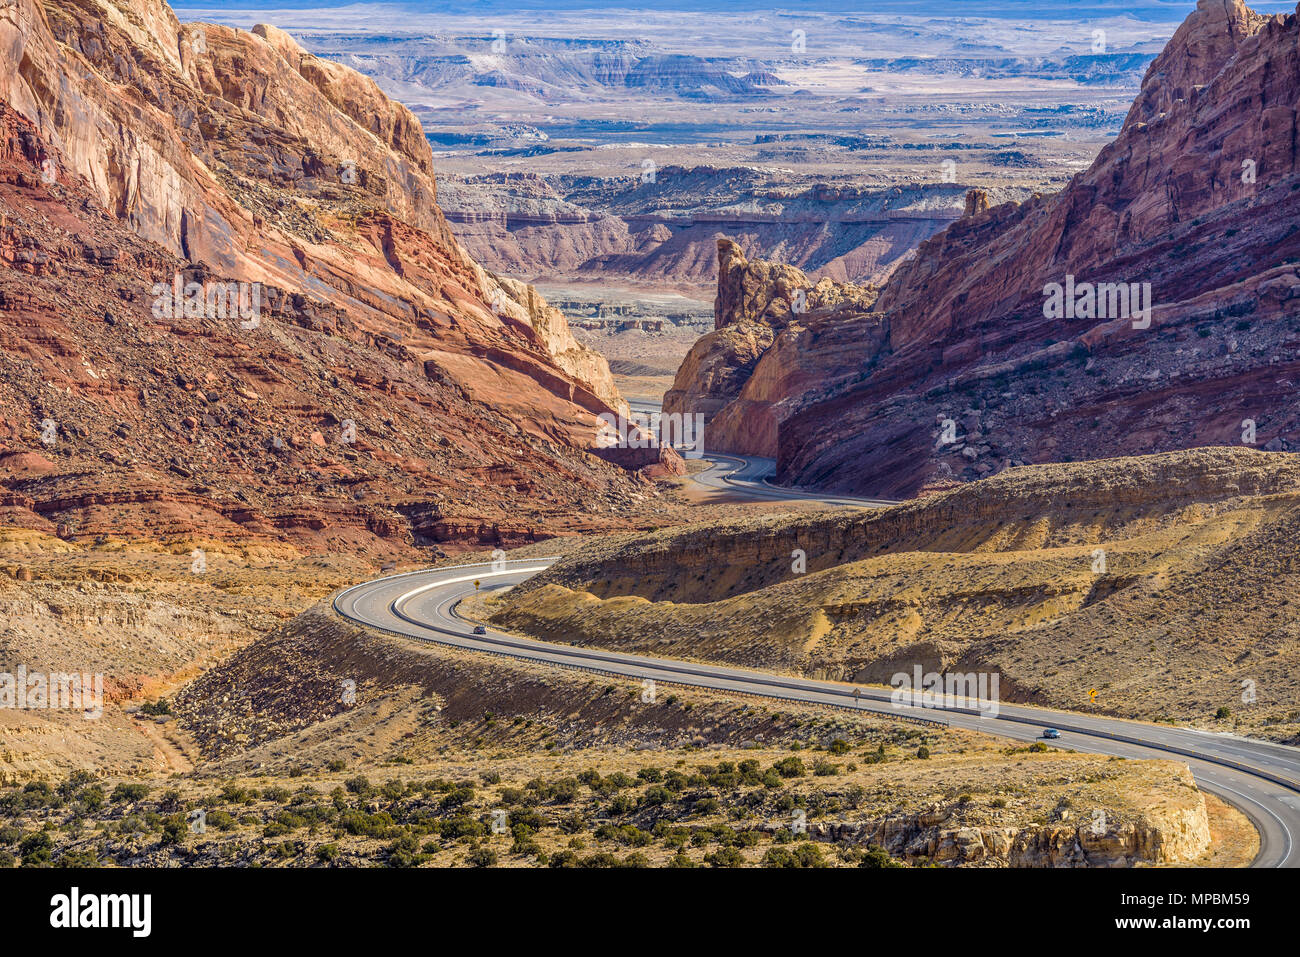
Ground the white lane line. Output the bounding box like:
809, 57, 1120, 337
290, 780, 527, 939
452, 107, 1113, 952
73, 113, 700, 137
344, 561, 1300, 868
1203, 777, 1293, 867
393, 567, 554, 612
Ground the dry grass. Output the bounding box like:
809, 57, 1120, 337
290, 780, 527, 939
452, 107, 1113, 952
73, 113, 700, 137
488, 448, 1300, 739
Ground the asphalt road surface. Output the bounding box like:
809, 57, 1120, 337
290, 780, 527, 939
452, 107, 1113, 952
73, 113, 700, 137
335, 400, 1300, 867
336, 552, 1300, 867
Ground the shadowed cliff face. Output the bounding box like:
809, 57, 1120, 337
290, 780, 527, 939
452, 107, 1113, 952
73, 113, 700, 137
662, 239, 879, 456
0, 0, 646, 554
673, 0, 1300, 497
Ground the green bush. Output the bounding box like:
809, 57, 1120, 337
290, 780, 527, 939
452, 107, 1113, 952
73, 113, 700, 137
771, 757, 806, 779
859, 846, 903, 869
159, 814, 189, 846
337, 810, 394, 838
206, 809, 237, 831
703, 846, 745, 868
466, 847, 498, 868
110, 783, 150, 804
18, 831, 52, 861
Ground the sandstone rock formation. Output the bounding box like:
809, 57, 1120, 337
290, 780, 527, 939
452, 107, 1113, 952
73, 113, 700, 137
671, 0, 1300, 497
439, 168, 970, 289
0, 0, 648, 552
663, 239, 877, 455
793, 785, 1212, 866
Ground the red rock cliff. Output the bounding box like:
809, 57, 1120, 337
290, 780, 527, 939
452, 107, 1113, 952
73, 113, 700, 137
675, 0, 1300, 497
0, 0, 636, 553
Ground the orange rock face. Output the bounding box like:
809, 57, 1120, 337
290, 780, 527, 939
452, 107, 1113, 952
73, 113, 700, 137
674, 0, 1300, 497
663, 239, 877, 456
0, 0, 642, 554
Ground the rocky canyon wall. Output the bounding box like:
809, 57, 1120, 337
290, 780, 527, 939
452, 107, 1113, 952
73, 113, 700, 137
670, 0, 1300, 497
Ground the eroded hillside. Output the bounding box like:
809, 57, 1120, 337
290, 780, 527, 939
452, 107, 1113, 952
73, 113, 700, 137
487, 448, 1300, 739
0, 0, 654, 556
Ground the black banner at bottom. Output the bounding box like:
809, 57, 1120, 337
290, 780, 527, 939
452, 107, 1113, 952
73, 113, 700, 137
0, 866, 1272, 945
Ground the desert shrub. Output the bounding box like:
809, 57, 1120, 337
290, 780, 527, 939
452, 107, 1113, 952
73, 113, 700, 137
703, 846, 745, 867
337, 810, 394, 838
111, 783, 150, 804
438, 816, 485, 840
761, 847, 797, 868
691, 797, 720, 815
594, 823, 653, 847
509, 808, 546, 831
466, 847, 498, 868
556, 812, 587, 834
771, 757, 805, 779
605, 795, 637, 816
205, 809, 237, 831
18, 831, 52, 860
439, 787, 474, 811
498, 787, 527, 806
159, 814, 189, 846
510, 837, 543, 859
859, 846, 903, 869
217, 783, 255, 804
343, 776, 372, 797
56, 848, 100, 868
642, 786, 672, 807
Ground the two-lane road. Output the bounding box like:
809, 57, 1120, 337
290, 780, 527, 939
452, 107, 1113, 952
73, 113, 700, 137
335, 401, 1300, 866
335, 556, 1300, 867
625, 398, 899, 508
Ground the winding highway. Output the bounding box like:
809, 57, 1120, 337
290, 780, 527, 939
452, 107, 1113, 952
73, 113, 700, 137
334, 430, 1300, 867
624, 398, 901, 508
